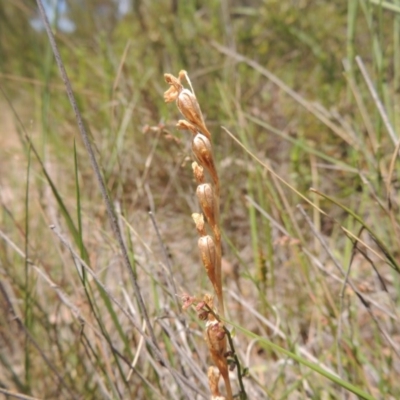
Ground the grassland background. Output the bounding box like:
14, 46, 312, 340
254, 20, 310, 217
1, 1, 400, 399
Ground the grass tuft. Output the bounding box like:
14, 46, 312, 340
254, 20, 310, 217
1, 1, 400, 399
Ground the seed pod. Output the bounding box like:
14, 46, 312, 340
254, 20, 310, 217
192, 134, 218, 187
177, 89, 211, 140
205, 320, 229, 389
198, 235, 217, 285
197, 183, 218, 229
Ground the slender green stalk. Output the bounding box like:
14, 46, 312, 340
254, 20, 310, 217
228, 321, 376, 400
24, 143, 32, 391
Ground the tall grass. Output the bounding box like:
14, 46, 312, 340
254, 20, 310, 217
0, 1, 399, 399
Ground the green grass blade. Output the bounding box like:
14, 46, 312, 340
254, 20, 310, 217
24, 142, 32, 391
227, 320, 376, 400
246, 114, 357, 173
311, 188, 400, 272
367, 0, 400, 13
73, 140, 89, 273
27, 136, 83, 255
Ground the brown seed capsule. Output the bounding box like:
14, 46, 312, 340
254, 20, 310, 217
192, 134, 218, 186
196, 183, 218, 230
198, 235, 217, 285
205, 320, 228, 373
177, 89, 201, 121
205, 320, 232, 399
177, 89, 211, 140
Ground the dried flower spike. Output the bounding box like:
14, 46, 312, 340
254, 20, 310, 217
164, 71, 232, 400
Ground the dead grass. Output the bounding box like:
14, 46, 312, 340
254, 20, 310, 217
1, 1, 400, 399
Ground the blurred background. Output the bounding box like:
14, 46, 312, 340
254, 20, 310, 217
1, 1, 400, 399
